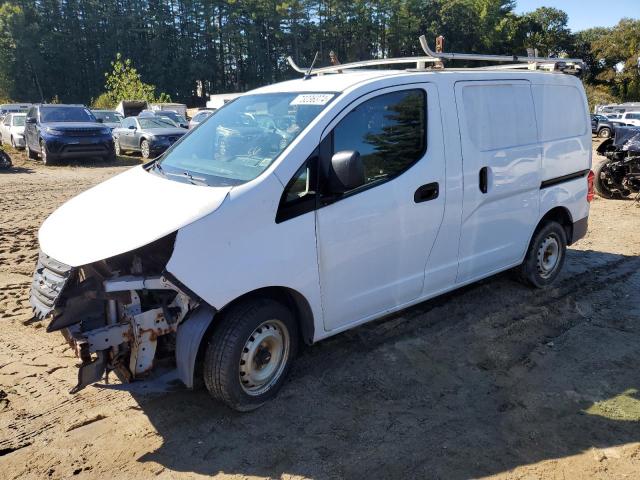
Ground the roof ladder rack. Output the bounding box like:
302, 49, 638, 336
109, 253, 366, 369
286, 35, 584, 76
418, 35, 584, 67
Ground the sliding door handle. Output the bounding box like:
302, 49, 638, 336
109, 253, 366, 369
479, 167, 488, 194
414, 182, 439, 203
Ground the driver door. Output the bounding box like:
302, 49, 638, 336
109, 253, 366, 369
317, 84, 446, 331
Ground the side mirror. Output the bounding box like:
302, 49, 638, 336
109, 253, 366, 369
26, 117, 36, 124
329, 150, 365, 193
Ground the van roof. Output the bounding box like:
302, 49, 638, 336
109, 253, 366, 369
251, 68, 578, 95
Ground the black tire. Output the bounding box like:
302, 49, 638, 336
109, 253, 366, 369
598, 127, 611, 138
518, 221, 567, 288
140, 139, 151, 159
203, 298, 298, 411
26, 143, 37, 160
594, 160, 624, 199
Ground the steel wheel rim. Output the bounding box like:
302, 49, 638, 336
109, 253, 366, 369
537, 235, 560, 278
239, 319, 290, 396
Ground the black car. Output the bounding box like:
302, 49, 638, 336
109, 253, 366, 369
113, 116, 187, 159
24, 104, 114, 165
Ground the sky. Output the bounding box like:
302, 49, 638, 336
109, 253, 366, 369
514, 0, 639, 32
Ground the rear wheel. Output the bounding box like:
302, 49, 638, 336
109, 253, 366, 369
598, 127, 611, 138
203, 298, 298, 411
40, 140, 54, 166
140, 139, 151, 159
26, 142, 37, 160
518, 221, 567, 288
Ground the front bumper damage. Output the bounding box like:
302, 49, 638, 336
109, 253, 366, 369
30, 247, 197, 393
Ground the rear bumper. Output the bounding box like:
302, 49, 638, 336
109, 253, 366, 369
570, 216, 588, 245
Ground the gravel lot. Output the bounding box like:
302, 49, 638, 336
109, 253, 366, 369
1, 145, 639, 479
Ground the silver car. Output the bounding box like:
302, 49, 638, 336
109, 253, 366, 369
113, 116, 187, 159
0, 112, 26, 149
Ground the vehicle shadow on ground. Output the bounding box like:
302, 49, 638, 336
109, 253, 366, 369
130, 249, 640, 479
1, 165, 35, 174
65, 155, 142, 168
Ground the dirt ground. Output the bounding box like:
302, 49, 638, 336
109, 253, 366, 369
0, 144, 639, 480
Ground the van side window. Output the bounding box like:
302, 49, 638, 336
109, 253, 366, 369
276, 155, 318, 223
332, 89, 426, 191
461, 83, 537, 150
532, 85, 586, 141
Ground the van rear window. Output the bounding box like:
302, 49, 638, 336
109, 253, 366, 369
532, 85, 587, 141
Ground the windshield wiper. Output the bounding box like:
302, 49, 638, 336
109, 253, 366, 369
152, 161, 166, 177
182, 171, 209, 186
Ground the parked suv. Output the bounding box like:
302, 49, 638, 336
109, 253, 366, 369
31, 67, 592, 411
591, 114, 616, 138
24, 104, 114, 165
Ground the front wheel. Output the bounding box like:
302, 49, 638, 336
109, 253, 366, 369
140, 139, 151, 159
203, 298, 298, 411
518, 221, 567, 288
594, 160, 625, 199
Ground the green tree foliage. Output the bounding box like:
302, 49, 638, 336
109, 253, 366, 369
519, 7, 572, 56
93, 53, 171, 108
0, 0, 636, 106
591, 19, 640, 101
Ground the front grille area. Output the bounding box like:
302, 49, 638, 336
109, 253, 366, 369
30, 251, 75, 319
62, 144, 108, 153
62, 129, 103, 136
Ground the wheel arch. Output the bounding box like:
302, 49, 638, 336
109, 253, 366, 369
535, 206, 573, 245
215, 286, 315, 345
180, 286, 315, 390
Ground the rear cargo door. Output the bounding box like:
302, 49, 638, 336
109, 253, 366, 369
454, 80, 541, 283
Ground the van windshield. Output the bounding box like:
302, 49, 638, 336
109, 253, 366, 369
156, 92, 336, 186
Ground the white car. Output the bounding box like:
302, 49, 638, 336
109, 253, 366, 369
0, 112, 26, 149
619, 111, 640, 127
30, 55, 592, 411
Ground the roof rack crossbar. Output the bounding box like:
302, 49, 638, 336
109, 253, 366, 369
418, 35, 583, 66
286, 55, 441, 75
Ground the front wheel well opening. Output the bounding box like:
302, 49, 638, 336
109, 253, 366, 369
193, 286, 315, 386
536, 207, 573, 244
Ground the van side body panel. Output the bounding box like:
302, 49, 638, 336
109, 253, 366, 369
167, 70, 591, 345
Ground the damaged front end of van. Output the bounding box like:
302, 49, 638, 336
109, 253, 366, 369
28, 165, 229, 393
30, 234, 198, 392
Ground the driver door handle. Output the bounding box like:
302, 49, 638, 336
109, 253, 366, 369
414, 182, 439, 203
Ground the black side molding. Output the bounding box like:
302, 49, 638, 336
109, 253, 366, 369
540, 169, 590, 189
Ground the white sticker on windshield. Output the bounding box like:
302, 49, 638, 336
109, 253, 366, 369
290, 94, 334, 106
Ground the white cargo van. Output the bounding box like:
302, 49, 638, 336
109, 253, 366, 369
30, 44, 593, 411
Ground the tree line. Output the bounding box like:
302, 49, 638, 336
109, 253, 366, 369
0, 0, 638, 108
